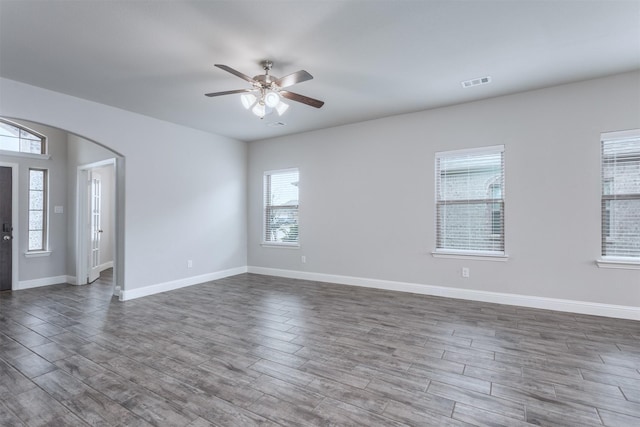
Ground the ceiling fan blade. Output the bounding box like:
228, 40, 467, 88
214, 64, 257, 84
280, 91, 324, 108
274, 70, 313, 88
205, 88, 255, 97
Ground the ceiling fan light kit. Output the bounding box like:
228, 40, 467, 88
252, 102, 266, 118
240, 93, 257, 109
264, 91, 280, 108
205, 60, 324, 120
243, 89, 288, 119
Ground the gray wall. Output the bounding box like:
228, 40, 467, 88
0, 78, 248, 293
248, 71, 640, 307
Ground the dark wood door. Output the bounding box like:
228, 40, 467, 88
0, 166, 12, 291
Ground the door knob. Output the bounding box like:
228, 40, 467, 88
3, 235, 11, 241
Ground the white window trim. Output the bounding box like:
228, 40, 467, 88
432, 250, 509, 262
596, 258, 640, 270
24, 250, 52, 258
0, 149, 50, 160
261, 242, 300, 249
434, 144, 506, 257
435, 144, 506, 159
262, 167, 300, 247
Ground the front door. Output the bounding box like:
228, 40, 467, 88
88, 171, 102, 283
0, 166, 13, 291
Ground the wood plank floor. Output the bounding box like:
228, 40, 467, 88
1, 271, 639, 426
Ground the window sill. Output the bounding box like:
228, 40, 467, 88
432, 250, 508, 262
596, 258, 640, 270
261, 242, 300, 249
24, 250, 52, 258
0, 149, 50, 160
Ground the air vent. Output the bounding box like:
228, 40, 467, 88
266, 121, 286, 128
461, 76, 492, 88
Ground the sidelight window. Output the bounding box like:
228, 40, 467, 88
28, 168, 48, 251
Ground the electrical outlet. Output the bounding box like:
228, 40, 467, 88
462, 267, 469, 278
301, 255, 306, 264
187, 260, 193, 268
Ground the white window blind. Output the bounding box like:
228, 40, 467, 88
264, 169, 299, 245
435, 146, 505, 254
601, 131, 640, 260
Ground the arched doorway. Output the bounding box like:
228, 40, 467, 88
0, 117, 125, 297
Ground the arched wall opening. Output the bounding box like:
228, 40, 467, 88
0, 116, 125, 297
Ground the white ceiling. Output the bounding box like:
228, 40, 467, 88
1, 1, 639, 142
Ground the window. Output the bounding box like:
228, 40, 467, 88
264, 169, 299, 245
0, 118, 46, 155
435, 145, 505, 255
601, 130, 640, 260
28, 169, 48, 251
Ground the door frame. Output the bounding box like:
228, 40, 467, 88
0, 162, 19, 290
76, 158, 117, 293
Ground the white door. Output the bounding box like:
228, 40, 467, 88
88, 171, 102, 283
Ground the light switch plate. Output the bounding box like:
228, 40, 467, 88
54, 206, 63, 214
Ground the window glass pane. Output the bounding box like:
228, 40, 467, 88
603, 164, 640, 195
20, 129, 36, 139
438, 153, 502, 201
29, 170, 44, 190
0, 121, 19, 137
437, 202, 504, 252
603, 199, 640, 258
28, 231, 43, 251
266, 207, 299, 242
29, 211, 43, 230
20, 139, 43, 154
29, 190, 43, 210
29, 140, 43, 154
268, 171, 299, 206
0, 134, 19, 151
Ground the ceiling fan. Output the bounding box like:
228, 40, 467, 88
205, 60, 324, 118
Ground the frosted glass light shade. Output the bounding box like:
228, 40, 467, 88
252, 102, 266, 118
240, 93, 257, 109
275, 101, 289, 116
264, 91, 280, 108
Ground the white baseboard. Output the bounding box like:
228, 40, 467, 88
247, 266, 640, 321
120, 266, 248, 301
98, 261, 114, 272
16, 275, 73, 290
